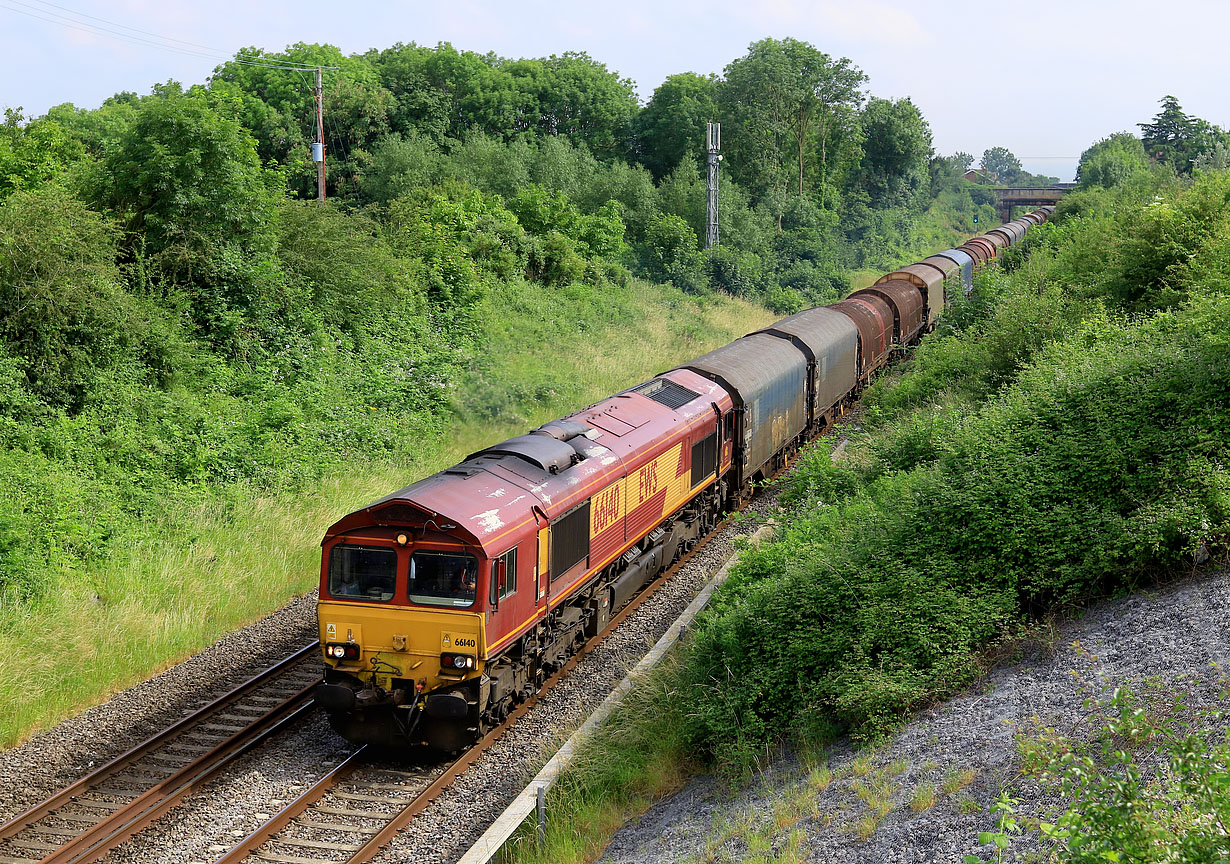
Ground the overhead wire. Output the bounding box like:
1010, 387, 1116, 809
1, 0, 338, 71
21, 0, 221, 52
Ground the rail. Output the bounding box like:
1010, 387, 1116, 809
0, 644, 323, 864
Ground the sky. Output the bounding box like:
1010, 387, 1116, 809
3, 0, 1228, 183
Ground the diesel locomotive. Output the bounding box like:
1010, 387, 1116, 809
312, 209, 1053, 751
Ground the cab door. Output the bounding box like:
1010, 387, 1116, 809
534, 507, 549, 615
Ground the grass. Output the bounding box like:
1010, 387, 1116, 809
500, 651, 699, 864
853, 813, 880, 841
940, 768, 978, 797
0, 465, 417, 746
0, 277, 774, 748
909, 782, 938, 813
806, 764, 834, 793
847, 269, 885, 291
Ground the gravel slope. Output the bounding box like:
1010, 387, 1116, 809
597, 567, 1230, 864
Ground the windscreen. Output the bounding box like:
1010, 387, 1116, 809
410, 551, 478, 608
328, 545, 396, 602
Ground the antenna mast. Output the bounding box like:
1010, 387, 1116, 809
705, 122, 721, 249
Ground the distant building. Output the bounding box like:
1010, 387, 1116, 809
964, 168, 997, 183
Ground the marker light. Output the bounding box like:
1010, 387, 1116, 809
440, 652, 476, 671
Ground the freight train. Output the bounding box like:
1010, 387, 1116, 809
312, 209, 1054, 751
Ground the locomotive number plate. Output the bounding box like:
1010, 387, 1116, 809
441, 632, 478, 650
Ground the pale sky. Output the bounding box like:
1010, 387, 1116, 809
3, 0, 1226, 182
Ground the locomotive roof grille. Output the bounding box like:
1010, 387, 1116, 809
631, 378, 700, 410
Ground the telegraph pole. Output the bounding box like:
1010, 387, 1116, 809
313, 66, 326, 205
705, 122, 721, 248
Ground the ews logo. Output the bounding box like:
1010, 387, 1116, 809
636, 465, 660, 502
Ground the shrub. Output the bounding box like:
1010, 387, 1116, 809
685, 290, 1230, 763
0, 187, 139, 410
642, 213, 707, 291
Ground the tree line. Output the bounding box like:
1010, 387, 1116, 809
1076, 95, 1230, 188
0, 37, 1014, 310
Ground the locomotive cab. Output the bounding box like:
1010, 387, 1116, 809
315, 524, 494, 751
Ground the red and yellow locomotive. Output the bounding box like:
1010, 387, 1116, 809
314, 369, 733, 750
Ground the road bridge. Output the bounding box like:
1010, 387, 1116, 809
993, 183, 1077, 222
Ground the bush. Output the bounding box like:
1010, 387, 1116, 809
986, 688, 1230, 864
0, 188, 140, 410
642, 213, 707, 291
703, 245, 763, 296
684, 286, 1230, 766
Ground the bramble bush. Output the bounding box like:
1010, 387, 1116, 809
683, 196, 1230, 770
966, 687, 1230, 863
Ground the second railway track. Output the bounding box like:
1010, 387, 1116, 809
0, 645, 322, 864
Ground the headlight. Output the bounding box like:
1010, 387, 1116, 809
440, 652, 476, 671
326, 642, 360, 660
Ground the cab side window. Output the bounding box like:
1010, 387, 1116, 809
490, 547, 517, 604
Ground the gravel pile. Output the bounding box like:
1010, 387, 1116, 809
597, 567, 1230, 864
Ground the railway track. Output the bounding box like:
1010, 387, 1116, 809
212, 509, 735, 864
0, 644, 323, 864
0, 497, 740, 864
2, 417, 814, 864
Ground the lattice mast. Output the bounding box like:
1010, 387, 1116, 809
705, 122, 721, 248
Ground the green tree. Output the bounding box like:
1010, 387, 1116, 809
856, 97, 933, 208
635, 72, 720, 179
98, 90, 280, 264
1194, 141, 1230, 172
719, 38, 865, 204
0, 188, 137, 410
0, 110, 86, 197
360, 131, 446, 204
44, 95, 140, 157
1139, 95, 1225, 176
507, 52, 639, 159
1076, 132, 1151, 189
365, 41, 453, 141
210, 43, 392, 198
979, 146, 1021, 184
642, 213, 705, 290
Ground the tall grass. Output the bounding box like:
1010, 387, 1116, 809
0, 280, 773, 747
